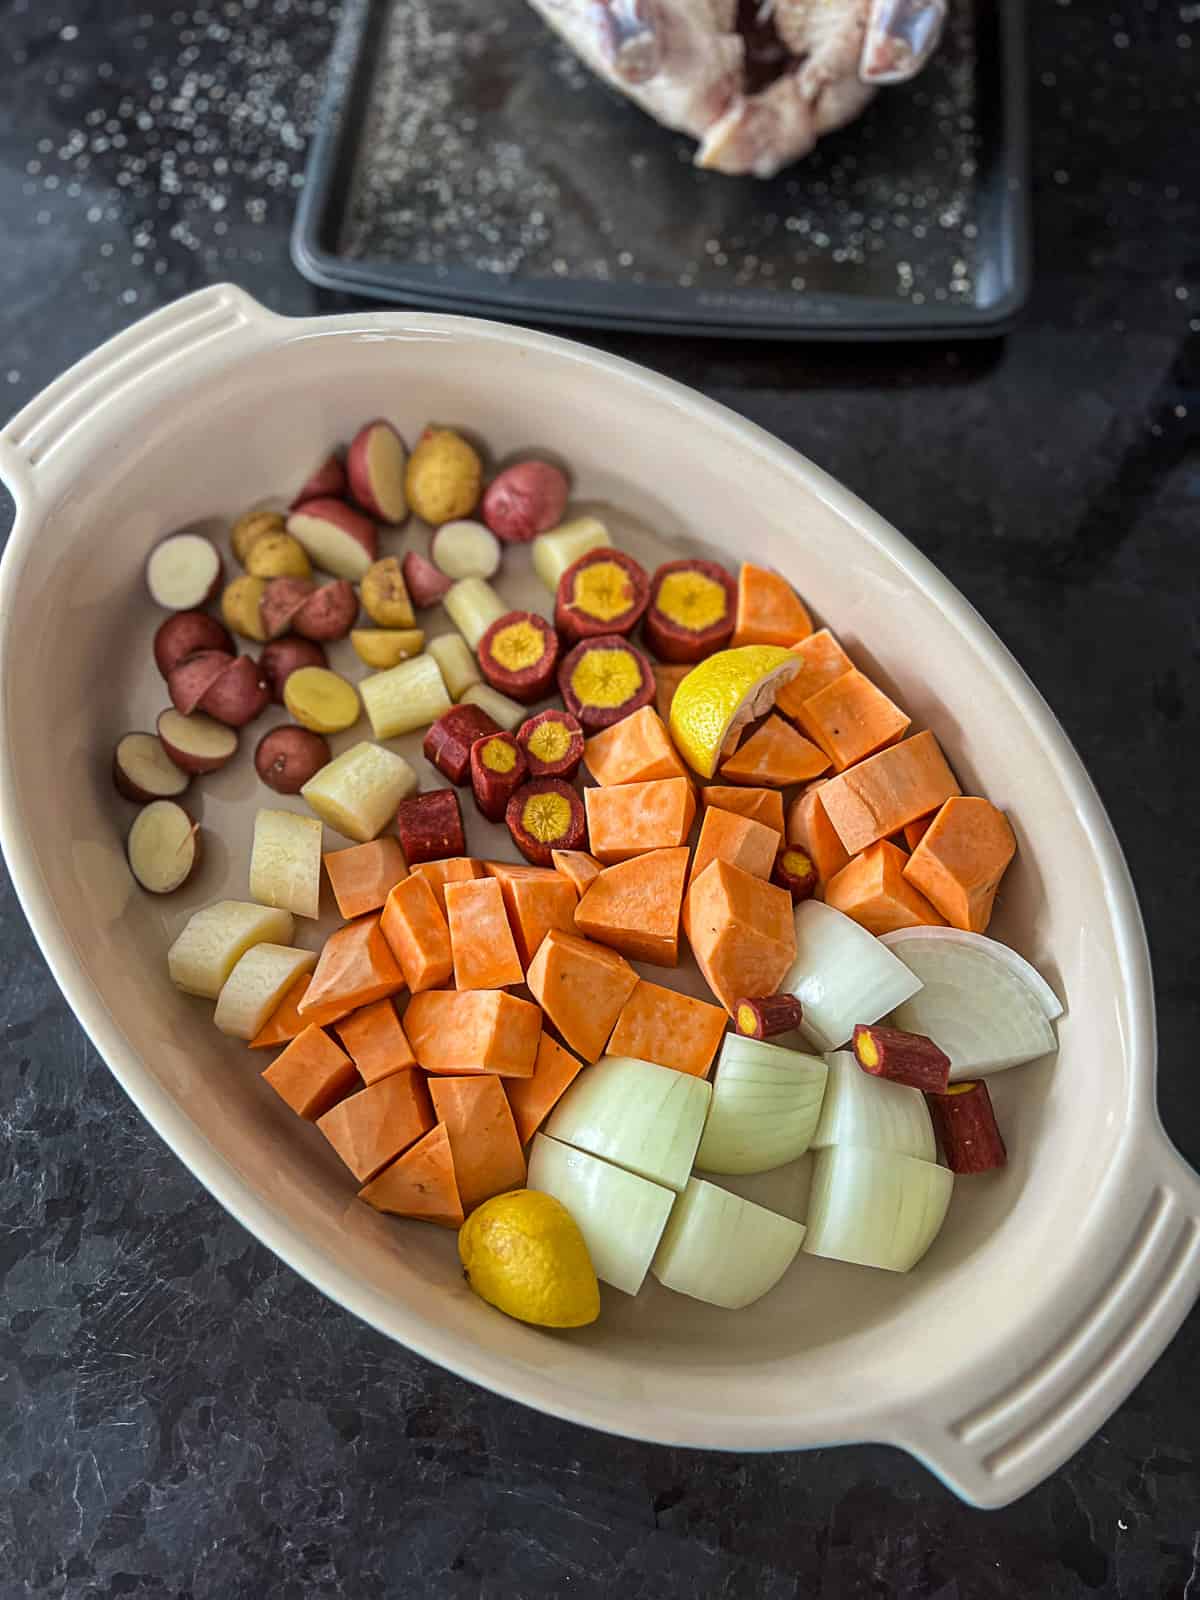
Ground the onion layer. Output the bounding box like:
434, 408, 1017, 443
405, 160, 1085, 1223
544, 1055, 712, 1193
812, 1051, 935, 1162
652, 1178, 805, 1309
803, 1145, 954, 1273
782, 899, 924, 1051
694, 1036, 828, 1175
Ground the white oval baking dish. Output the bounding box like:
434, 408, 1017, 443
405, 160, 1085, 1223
1, 284, 1196, 1509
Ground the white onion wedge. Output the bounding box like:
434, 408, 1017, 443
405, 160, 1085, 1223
881, 933, 1058, 1078
544, 1055, 711, 1192
213, 943, 316, 1039
443, 576, 507, 649
531, 516, 611, 591
694, 1036, 827, 1175
880, 927, 1063, 1021
428, 632, 482, 700
431, 520, 501, 581
812, 1051, 935, 1162
781, 899, 923, 1051
527, 1133, 674, 1295
803, 1146, 953, 1273
652, 1177, 805, 1309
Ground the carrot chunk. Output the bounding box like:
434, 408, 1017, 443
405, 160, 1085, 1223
300, 915, 405, 1017
700, 785, 785, 836
774, 628, 855, 722
427, 1075, 527, 1213
573, 846, 689, 966
791, 668, 911, 772
403, 989, 542, 1077
323, 838, 408, 921
718, 714, 830, 786
262, 1024, 358, 1120
504, 1032, 586, 1145
583, 705, 688, 787
785, 783, 851, 891
823, 840, 946, 935
445, 876, 524, 989
317, 1069, 435, 1182
732, 563, 813, 647
551, 848, 603, 896
379, 874, 453, 994
902, 796, 1017, 933
525, 928, 638, 1062
358, 1121, 465, 1227
689, 806, 780, 890
249, 972, 350, 1048
607, 979, 727, 1078
818, 731, 961, 855
584, 776, 697, 864
407, 856, 485, 914
684, 859, 797, 1015
338, 996, 418, 1085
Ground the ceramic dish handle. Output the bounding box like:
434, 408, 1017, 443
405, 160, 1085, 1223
910, 1127, 1200, 1508
0, 284, 280, 506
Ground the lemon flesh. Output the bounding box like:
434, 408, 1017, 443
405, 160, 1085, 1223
458, 1189, 600, 1328
668, 645, 800, 778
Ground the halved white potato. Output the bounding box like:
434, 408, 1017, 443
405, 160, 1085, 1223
213, 943, 316, 1039
167, 900, 295, 998
300, 740, 417, 843
249, 808, 323, 920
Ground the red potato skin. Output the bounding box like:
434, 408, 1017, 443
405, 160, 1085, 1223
469, 733, 528, 823
395, 789, 466, 865
347, 421, 408, 521
423, 704, 502, 785
557, 635, 656, 732
198, 655, 271, 728
260, 577, 315, 639
255, 725, 331, 793
515, 709, 585, 780
167, 650, 235, 715
505, 778, 587, 866
153, 611, 234, 678
259, 635, 328, 703
402, 550, 452, 608
644, 559, 737, 664
292, 580, 359, 642
287, 497, 378, 566
478, 611, 560, 705
481, 460, 569, 543
554, 549, 649, 645
291, 453, 347, 509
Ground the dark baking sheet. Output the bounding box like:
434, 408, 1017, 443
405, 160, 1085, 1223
292, 0, 1030, 338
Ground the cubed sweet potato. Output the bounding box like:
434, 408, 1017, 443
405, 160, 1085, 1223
573, 846, 689, 966
444, 877, 524, 990
317, 1070, 435, 1182
427, 1075, 527, 1214
817, 731, 961, 855
323, 838, 408, 921
583, 705, 687, 787
262, 1024, 358, 1120
337, 996, 418, 1085
584, 777, 696, 865
719, 714, 829, 787
901, 796, 1016, 932
379, 874, 453, 993
357, 1122, 464, 1228
300, 915, 405, 1017
774, 629, 854, 722
504, 1033, 586, 1145
607, 979, 727, 1078
824, 839, 946, 935
689, 806, 781, 890
700, 785, 785, 837
791, 668, 910, 772
785, 783, 851, 892
684, 859, 797, 1015
524, 929, 638, 1062
403, 989, 542, 1076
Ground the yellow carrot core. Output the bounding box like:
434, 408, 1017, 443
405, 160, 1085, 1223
571, 561, 633, 621
489, 620, 546, 671
857, 1031, 880, 1069
481, 737, 517, 774
946, 1081, 977, 1095
526, 719, 571, 763
657, 571, 728, 630
570, 647, 641, 709
522, 792, 572, 843
736, 1003, 757, 1034
780, 849, 812, 878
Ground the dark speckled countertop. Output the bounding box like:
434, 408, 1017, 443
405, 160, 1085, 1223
1, 3, 1198, 1595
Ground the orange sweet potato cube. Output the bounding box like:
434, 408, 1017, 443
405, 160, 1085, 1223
403, 989, 542, 1077
818, 731, 961, 855
551, 849, 602, 896
719, 714, 829, 786
584, 777, 697, 864
824, 840, 946, 936
608, 979, 728, 1078
791, 668, 911, 772
300, 915, 405, 1017
689, 806, 780, 890
323, 838, 408, 921
317, 1069, 435, 1182
445, 876, 524, 989
337, 997, 418, 1085
250, 973, 350, 1048
358, 1122, 464, 1228
525, 928, 639, 1062
785, 783, 851, 891
732, 563, 813, 647
573, 846, 689, 967
902, 796, 1017, 933
504, 1032, 586, 1145
775, 629, 855, 721
380, 874, 453, 994
407, 856, 485, 914
684, 859, 797, 1015
700, 785, 786, 836
428, 1075, 527, 1213
583, 705, 688, 786
262, 1024, 358, 1120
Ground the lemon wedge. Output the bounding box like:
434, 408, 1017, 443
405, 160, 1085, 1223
668, 645, 800, 778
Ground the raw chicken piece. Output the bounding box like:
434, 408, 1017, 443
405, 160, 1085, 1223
525, 0, 947, 178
